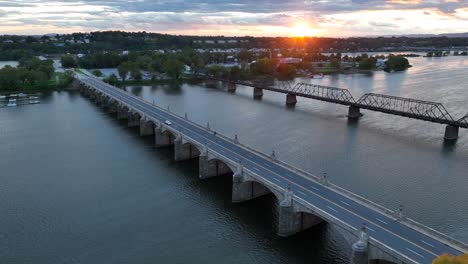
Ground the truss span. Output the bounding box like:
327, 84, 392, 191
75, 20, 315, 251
356, 93, 455, 124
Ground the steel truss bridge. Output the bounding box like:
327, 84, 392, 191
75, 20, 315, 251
199, 74, 468, 139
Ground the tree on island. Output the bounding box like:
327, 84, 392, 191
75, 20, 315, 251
359, 57, 377, 70
384, 56, 411, 72
118, 62, 131, 82
163, 57, 185, 80
61, 55, 77, 68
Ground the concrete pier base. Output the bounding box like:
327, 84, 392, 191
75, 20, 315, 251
107, 102, 118, 114
253, 87, 264, 99
348, 105, 362, 119
117, 107, 128, 120
286, 94, 297, 106
227, 83, 236, 92
277, 203, 322, 237
128, 112, 140, 127
154, 128, 174, 148
232, 174, 272, 203
139, 118, 154, 136
444, 125, 459, 141
199, 156, 232, 179
174, 138, 200, 161
351, 239, 369, 264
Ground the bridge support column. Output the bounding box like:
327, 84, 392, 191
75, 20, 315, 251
107, 101, 118, 114
139, 118, 154, 136
253, 87, 264, 99
127, 112, 140, 128
232, 174, 271, 203
286, 94, 297, 106
348, 105, 362, 119
117, 106, 128, 120
351, 228, 369, 264
154, 128, 174, 148
227, 83, 236, 92
199, 156, 232, 179
174, 137, 200, 161
444, 125, 459, 141
277, 191, 322, 237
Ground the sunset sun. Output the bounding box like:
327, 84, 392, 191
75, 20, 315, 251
289, 22, 316, 37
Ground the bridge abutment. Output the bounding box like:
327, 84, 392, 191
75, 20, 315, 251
348, 105, 362, 119
154, 128, 174, 148
277, 191, 322, 237
139, 118, 154, 136
444, 125, 459, 141
232, 174, 272, 203
286, 94, 297, 106
253, 87, 264, 99
199, 156, 232, 179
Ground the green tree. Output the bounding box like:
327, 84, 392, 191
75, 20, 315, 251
0, 66, 20, 90
92, 69, 103, 77
277, 64, 296, 79
118, 62, 130, 82
251, 58, 275, 75
130, 66, 142, 81
61, 55, 77, 68
359, 57, 377, 70
330, 58, 341, 69
433, 253, 468, 264
163, 58, 184, 80
105, 73, 119, 85
229, 66, 241, 81
384, 56, 410, 72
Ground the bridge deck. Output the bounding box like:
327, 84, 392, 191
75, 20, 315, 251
78, 74, 466, 264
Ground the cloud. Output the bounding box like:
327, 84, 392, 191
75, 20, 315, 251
0, 0, 467, 36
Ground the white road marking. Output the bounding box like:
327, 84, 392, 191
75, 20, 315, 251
252, 167, 261, 172
376, 218, 388, 225
327, 206, 338, 212
340, 200, 351, 206
297, 190, 306, 196
263, 163, 273, 168
311, 186, 320, 191
273, 178, 281, 183
420, 240, 435, 248
406, 248, 425, 259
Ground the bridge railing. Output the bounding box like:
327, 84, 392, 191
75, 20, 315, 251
78, 74, 468, 252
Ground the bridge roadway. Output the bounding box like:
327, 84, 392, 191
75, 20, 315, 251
77, 74, 466, 264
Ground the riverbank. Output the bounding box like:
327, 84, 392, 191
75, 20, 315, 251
0, 72, 74, 93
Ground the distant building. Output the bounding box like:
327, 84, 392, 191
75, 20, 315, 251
217, 40, 226, 44
278, 57, 302, 64
204, 40, 215, 44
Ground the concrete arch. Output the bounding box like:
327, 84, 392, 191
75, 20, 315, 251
232, 179, 276, 203
199, 157, 235, 179
174, 139, 202, 161
155, 127, 177, 148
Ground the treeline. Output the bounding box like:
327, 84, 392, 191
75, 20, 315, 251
0, 57, 73, 91
3, 31, 468, 59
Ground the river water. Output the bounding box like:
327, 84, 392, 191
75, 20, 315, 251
1, 55, 467, 263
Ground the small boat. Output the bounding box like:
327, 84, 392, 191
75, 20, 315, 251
0, 95, 6, 99
9, 94, 18, 97
18, 93, 27, 97
29, 96, 39, 100
309, 73, 324, 79
7, 99, 17, 107
29, 100, 40, 104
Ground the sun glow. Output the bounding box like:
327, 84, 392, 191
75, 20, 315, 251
289, 22, 317, 37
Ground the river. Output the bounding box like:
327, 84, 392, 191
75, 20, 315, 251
0, 55, 467, 263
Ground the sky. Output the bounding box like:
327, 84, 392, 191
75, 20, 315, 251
0, 0, 468, 37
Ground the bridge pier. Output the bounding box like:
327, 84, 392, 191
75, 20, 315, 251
199, 156, 232, 179
351, 228, 370, 264
277, 191, 322, 237
107, 100, 118, 114
348, 105, 362, 119
117, 106, 128, 120
139, 118, 154, 136
286, 94, 297, 106
444, 125, 459, 141
154, 128, 174, 148
232, 173, 272, 203
128, 112, 140, 128
227, 83, 236, 92
174, 137, 200, 161
253, 87, 264, 99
